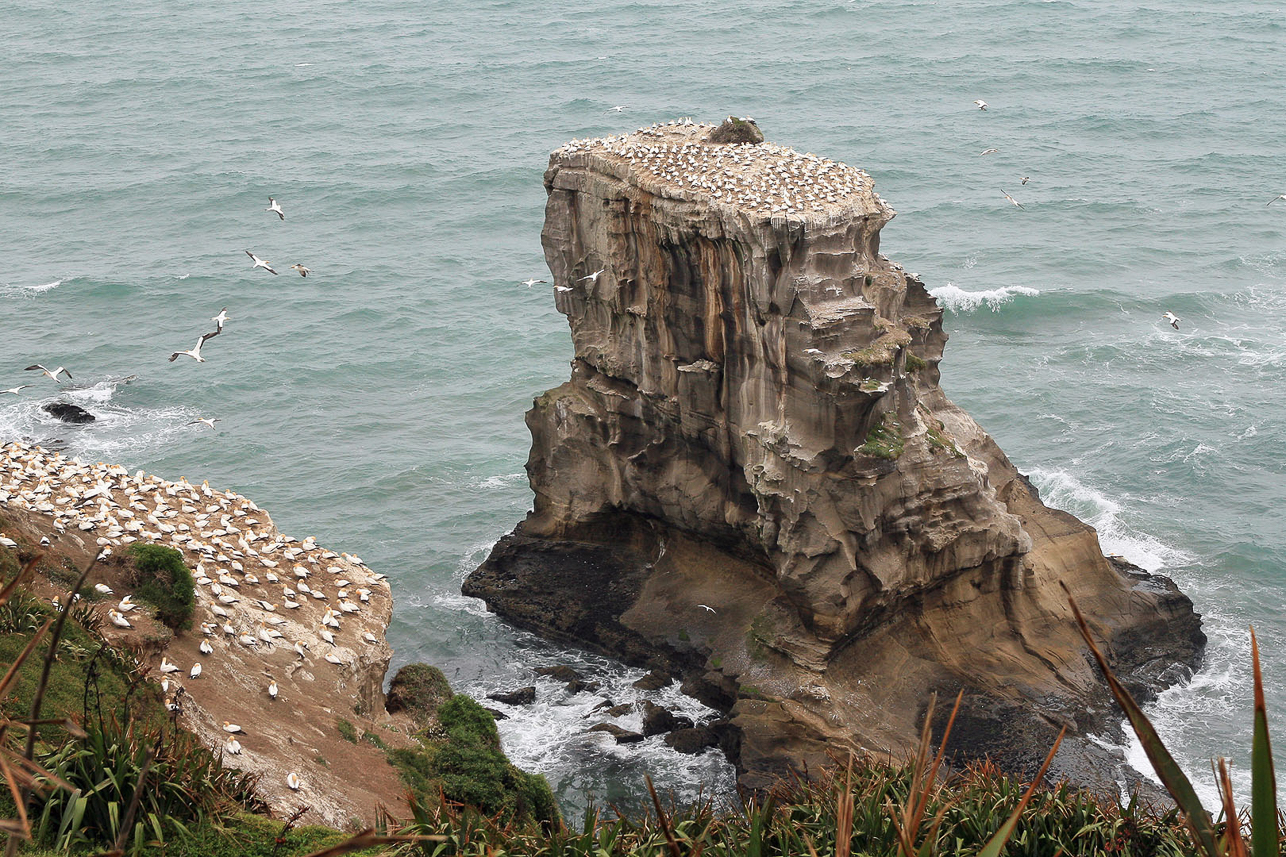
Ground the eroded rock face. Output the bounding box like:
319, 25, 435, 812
466, 122, 1204, 792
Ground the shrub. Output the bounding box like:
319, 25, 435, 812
337, 718, 358, 744
127, 543, 195, 630
386, 662, 453, 727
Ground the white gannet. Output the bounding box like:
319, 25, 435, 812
1, 385, 32, 396
319, 628, 335, 646
1021, 176, 1031, 185
0, 536, 18, 548
225, 736, 242, 755
189, 418, 221, 430
1001, 190, 1025, 210
973, 99, 988, 110
108, 609, 132, 629
245, 250, 279, 275
189, 662, 202, 679
169, 330, 220, 363
979, 148, 999, 156
199, 639, 214, 655
362, 631, 377, 644
268, 680, 278, 699
212, 307, 229, 330
1268, 194, 1286, 206
698, 604, 716, 613
287, 772, 301, 790
579, 268, 606, 284
555, 285, 573, 293
521, 278, 547, 287
606, 105, 627, 113
267, 197, 285, 220
222, 721, 242, 733
118, 595, 137, 612
1163, 311, 1181, 330
93, 583, 113, 595
25, 364, 72, 383
289, 264, 311, 277
159, 657, 180, 674
324, 652, 343, 665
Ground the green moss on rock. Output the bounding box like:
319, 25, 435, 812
386, 662, 454, 727
858, 414, 905, 460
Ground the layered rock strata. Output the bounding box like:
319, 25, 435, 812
465, 121, 1205, 793
0, 441, 411, 827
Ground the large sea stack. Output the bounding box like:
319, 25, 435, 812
465, 119, 1204, 792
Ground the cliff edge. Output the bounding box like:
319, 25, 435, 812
464, 120, 1205, 793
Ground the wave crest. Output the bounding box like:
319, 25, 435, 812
929, 284, 1040, 312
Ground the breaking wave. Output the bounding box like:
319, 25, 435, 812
929, 284, 1041, 312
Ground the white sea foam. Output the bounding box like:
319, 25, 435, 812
929, 283, 1039, 312
477, 472, 526, 490
0, 277, 65, 297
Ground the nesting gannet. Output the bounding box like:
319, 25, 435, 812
108, 609, 132, 629
93, 583, 114, 595
268, 680, 278, 699
1163, 311, 1181, 330
319, 628, 335, 646
521, 278, 548, 287
362, 631, 377, 644
267, 197, 285, 220
25, 365, 72, 383
199, 639, 214, 655
245, 250, 279, 275
0, 536, 18, 548
118, 595, 137, 612
159, 657, 180, 674
287, 772, 301, 790
1001, 190, 1025, 210
225, 736, 242, 755
189, 662, 202, 679
222, 721, 243, 733
1268, 194, 1286, 206
1, 385, 32, 396
580, 268, 606, 284
324, 652, 343, 665
169, 330, 220, 363
973, 99, 988, 110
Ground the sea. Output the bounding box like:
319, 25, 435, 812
3, 0, 1284, 816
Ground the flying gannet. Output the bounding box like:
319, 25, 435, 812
189, 418, 221, 429
169, 330, 220, 363
1001, 190, 1025, 210
1268, 194, 1286, 206
1163, 311, 1180, 330
522, 278, 548, 287
25, 365, 72, 383
580, 268, 606, 283
973, 100, 988, 110
289, 264, 311, 277
980, 148, 999, 156
267, 197, 285, 220
245, 250, 279, 275
212, 307, 229, 330
1, 385, 31, 395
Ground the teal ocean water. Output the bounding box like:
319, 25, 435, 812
4, 0, 1285, 813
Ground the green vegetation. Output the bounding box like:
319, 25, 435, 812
858, 414, 905, 460
387, 694, 558, 827
127, 543, 195, 630
337, 718, 359, 744
904, 353, 926, 372
677, 628, 690, 642
925, 423, 963, 458
386, 662, 453, 728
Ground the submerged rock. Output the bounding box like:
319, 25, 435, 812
464, 121, 1205, 795
488, 686, 536, 706
42, 402, 94, 423
589, 723, 645, 744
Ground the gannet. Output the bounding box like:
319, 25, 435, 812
521, 278, 548, 287
118, 595, 137, 612
245, 250, 279, 275
199, 639, 213, 655
362, 631, 377, 644
287, 772, 301, 790
1, 385, 32, 396
267, 197, 285, 220
169, 330, 220, 363
1021, 176, 1031, 185
222, 721, 242, 733
980, 148, 999, 156
212, 307, 229, 330
324, 652, 343, 665
1268, 194, 1286, 205
555, 285, 573, 293
580, 268, 606, 283
0, 536, 18, 548
225, 737, 242, 755
189, 662, 202, 679
268, 680, 278, 699
1001, 190, 1025, 210
159, 657, 180, 673
1163, 311, 1181, 330
94, 583, 114, 595
698, 604, 716, 613
973, 99, 988, 110
25, 365, 72, 383
319, 628, 335, 646
108, 609, 132, 629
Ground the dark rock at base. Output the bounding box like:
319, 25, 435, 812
633, 669, 672, 691
591, 698, 616, 712
488, 686, 536, 706
589, 723, 645, 744
706, 116, 764, 145
641, 701, 679, 737
565, 679, 600, 694
665, 727, 720, 755
42, 402, 95, 424
535, 666, 582, 682
484, 707, 509, 721
605, 703, 634, 717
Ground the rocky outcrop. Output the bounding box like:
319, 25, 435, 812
42, 402, 95, 423
464, 121, 1205, 793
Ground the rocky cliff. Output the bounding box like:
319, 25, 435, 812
465, 119, 1205, 793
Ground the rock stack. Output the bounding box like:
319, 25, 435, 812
465, 122, 1205, 794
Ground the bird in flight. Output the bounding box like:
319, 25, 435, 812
698, 604, 716, 613
212, 307, 229, 330
580, 268, 606, 283
267, 197, 285, 220
289, 264, 311, 277
25, 364, 72, 382
973, 100, 988, 110
1, 385, 31, 395
245, 250, 278, 274
169, 330, 220, 363
188, 417, 221, 429
1268, 194, 1286, 206
980, 148, 999, 156
555, 285, 573, 293
1001, 189, 1025, 209
1163, 311, 1180, 330
522, 278, 548, 288
1021, 176, 1031, 185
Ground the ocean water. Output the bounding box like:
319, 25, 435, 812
4, 0, 1284, 814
